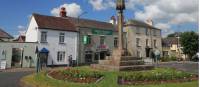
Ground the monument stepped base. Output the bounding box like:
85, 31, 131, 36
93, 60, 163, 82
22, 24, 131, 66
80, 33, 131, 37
91, 49, 154, 71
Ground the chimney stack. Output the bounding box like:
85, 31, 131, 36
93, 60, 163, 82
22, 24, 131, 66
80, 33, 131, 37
59, 7, 67, 17
109, 16, 116, 25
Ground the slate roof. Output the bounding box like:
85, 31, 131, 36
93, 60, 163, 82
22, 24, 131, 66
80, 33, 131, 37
125, 20, 160, 30
162, 37, 178, 47
33, 13, 115, 31
67, 17, 115, 30
0, 28, 13, 39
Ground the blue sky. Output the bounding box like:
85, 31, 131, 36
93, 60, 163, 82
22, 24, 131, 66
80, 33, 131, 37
0, 0, 198, 37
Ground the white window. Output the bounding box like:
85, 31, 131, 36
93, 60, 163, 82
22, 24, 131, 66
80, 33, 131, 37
146, 28, 149, 35
57, 51, 65, 62
114, 37, 118, 48
41, 32, 47, 42
146, 39, 149, 46
136, 27, 140, 34
100, 36, 105, 45
59, 33, 65, 43
136, 38, 140, 47
153, 29, 156, 36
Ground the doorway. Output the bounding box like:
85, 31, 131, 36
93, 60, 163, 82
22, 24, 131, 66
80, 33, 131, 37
11, 48, 23, 68
145, 47, 151, 57
39, 53, 48, 67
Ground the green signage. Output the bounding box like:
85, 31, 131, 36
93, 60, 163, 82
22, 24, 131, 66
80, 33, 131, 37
92, 29, 113, 35
83, 35, 88, 44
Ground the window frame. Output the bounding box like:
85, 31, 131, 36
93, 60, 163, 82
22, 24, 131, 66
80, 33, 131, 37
57, 51, 65, 62
41, 31, 47, 43
146, 39, 149, 46
136, 27, 140, 34
154, 40, 157, 48
114, 37, 118, 48
59, 33, 65, 43
100, 36, 105, 45
136, 38, 140, 47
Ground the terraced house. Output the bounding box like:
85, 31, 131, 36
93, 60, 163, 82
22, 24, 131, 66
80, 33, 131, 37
124, 19, 162, 62
25, 7, 117, 66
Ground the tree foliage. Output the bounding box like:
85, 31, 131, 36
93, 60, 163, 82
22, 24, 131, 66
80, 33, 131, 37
167, 33, 176, 37
180, 31, 199, 59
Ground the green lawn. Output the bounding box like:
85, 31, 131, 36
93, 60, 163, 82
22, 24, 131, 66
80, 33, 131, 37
21, 66, 198, 87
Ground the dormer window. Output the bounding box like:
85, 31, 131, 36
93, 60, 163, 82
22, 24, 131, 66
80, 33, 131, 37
41, 31, 47, 43
59, 33, 65, 43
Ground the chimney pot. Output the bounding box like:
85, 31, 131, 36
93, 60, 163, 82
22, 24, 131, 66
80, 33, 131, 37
110, 16, 116, 25
59, 7, 67, 17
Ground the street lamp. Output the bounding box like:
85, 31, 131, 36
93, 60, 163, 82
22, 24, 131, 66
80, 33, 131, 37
175, 32, 181, 61
77, 11, 87, 66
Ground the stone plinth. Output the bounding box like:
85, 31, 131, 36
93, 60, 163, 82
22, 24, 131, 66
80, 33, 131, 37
91, 49, 154, 71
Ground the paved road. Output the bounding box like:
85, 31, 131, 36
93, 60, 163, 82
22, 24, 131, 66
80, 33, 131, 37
0, 71, 32, 87
157, 61, 199, 74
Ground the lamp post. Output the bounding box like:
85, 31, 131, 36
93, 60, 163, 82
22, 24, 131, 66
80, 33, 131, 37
176, 32, 181, 61
77, 11, 87, 66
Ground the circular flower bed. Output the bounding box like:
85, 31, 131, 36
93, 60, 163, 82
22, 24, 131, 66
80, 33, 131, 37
118, 68, 198, 85
48, 68, 103, 84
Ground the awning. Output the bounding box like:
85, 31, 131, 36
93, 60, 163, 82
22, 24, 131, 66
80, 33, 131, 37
39, 48, 49, 53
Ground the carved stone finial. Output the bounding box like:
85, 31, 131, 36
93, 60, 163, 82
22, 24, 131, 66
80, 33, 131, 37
116, 0, 125, 10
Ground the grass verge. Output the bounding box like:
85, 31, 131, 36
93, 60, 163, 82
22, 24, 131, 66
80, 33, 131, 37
21, 66, 198, 87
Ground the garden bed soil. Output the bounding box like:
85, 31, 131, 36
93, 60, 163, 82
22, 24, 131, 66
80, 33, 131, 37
48, 70, 102, 84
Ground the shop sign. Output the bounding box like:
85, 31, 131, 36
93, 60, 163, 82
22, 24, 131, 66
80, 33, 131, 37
92, 29, 113, 35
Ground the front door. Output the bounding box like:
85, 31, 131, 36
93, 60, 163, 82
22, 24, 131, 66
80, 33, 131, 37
146, 48, 151, 57
39, 53, 48, 67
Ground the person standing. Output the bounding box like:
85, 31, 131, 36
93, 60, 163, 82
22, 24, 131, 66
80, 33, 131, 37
154, 48, 161, 67
68, 55, 72, 67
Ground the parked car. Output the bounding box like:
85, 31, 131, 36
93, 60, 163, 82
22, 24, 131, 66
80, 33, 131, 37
191, 53, 199, 62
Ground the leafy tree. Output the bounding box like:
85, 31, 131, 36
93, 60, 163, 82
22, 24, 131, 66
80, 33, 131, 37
167, 33, 176, 37
167, 32, 182, 37
180, 31, 199, 60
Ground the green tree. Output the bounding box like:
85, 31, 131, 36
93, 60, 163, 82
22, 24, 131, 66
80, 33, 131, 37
180, 31, 199, 60
167, 33, 176, 37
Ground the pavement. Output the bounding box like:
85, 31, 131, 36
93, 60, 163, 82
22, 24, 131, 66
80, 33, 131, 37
0, 69, 34, 87
157, 61, 199, 75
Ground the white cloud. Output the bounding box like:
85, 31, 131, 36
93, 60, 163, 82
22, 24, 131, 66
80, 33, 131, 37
135, 5, 166, 21
155, 23, 174, 37
135, 0, 198, 24
17, 25, 26, 36
88, 0, 115, 10
51, 3, 82, 17
87, 0, 198, 36
134, 0, 198, 36
88, 0, 143, 11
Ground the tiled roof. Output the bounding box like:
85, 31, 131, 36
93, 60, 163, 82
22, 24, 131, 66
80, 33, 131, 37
33, 13, 77, 32
0, 28, 13, 39
33, 13, 115, 31
125, 20, 160, 30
